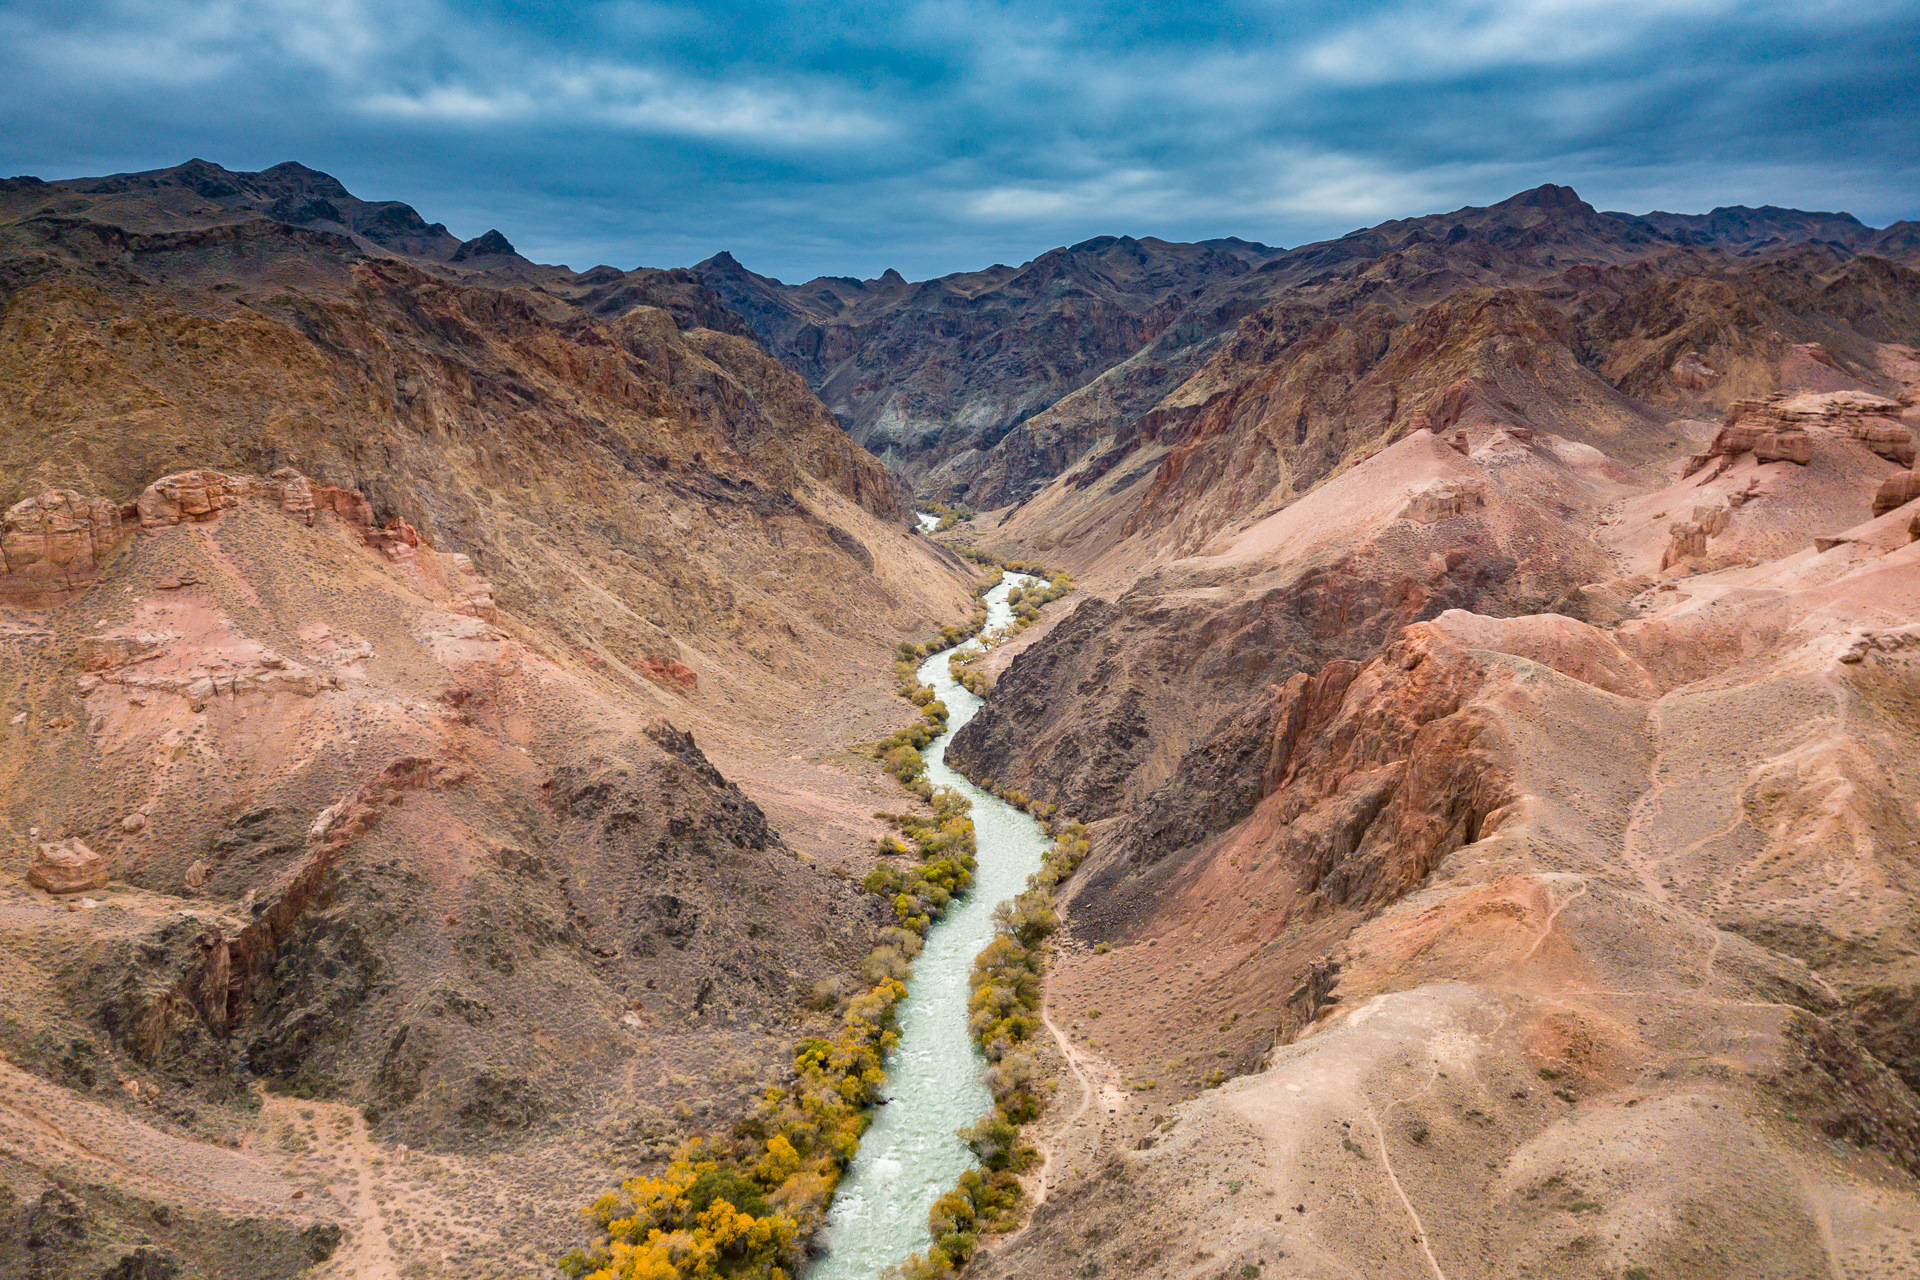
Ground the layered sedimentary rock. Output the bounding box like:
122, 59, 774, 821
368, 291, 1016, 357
1876, 469, 1920, 517
0, 491, 127, 606
1685, 390, 1912, 477
27, 838, 108, 894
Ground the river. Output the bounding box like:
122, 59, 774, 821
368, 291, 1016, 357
810, 570, 1051, 1280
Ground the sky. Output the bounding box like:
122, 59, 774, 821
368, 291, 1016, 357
2, 0, 1917, 282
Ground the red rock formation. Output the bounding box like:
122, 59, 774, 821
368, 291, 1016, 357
1, 468, 468, 610
640, 658, 699, 691
1875, 470, 1920, 517
1685, 391, 1912, 478
135, 469, 248, 529
0, 491, 129, 606
1659, 502, 1733, 570
1685, 400, 1814, 475
1400, 479, 1486, 523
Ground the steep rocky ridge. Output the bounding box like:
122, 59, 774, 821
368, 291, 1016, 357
0, 478, 908, 1276
0, 161, 948, 716
695, 236, 1284, 496
977, 509, 1920, 1277
0, 161, 977, 1279
943, 226, 1918, 844
983, 235, 1919, 586
949, 425, 1624, 815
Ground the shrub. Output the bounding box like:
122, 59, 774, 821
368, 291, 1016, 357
563, 973, 907, 1279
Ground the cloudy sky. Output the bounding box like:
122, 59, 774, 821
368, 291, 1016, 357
3, 0, 1917, 280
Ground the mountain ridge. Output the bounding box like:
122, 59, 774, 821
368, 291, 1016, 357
695, 183, 1920, 505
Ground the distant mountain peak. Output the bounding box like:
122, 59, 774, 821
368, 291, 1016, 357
1504, 183, 1589, 211
451, 229, 516, 261
259, 160, 353, 200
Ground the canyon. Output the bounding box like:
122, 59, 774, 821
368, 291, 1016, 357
3, 159, 1920, 1280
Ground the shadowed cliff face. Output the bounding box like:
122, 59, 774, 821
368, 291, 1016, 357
972, 540, 1920, 1276
948, 425, 1622, 816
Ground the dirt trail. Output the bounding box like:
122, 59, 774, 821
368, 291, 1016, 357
1023, 977, 1130, 1212
1620, 699, 1674, 903
249, 1093, 546, 1280
259, 1096, 401, 1280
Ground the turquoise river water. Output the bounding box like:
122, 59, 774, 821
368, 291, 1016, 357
808, 570, 1052, 1280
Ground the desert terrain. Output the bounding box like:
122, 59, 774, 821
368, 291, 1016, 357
4, 162, 1920, 1280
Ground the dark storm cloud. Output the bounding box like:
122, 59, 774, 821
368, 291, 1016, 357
2, 0, 1915, 280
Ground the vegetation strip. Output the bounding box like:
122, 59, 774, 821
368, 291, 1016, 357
562, 548, 1071, 1280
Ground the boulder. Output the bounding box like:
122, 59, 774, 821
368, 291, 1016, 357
28, 838, 108, 894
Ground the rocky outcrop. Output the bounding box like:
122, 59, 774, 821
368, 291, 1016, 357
77, 646, 340, 707
1659, 501, 1734, 570
450, 229, 515, 262
1104, 659, 1362, 874
1874, 469, 1920, 517
134, 469, 248, 529
135, 467, 403, 544
1684, 400, 1814, 475
1077, 622, 1513, 938
27, 838, 108, 894
0, 491, 128, 606
1685, 391, 1913, 477
1400, 479, 1486, 523
2, 468, 496, 623
638, 657, 699, 690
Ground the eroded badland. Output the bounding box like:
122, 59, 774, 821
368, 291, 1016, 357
4, 162, 1920, 1279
